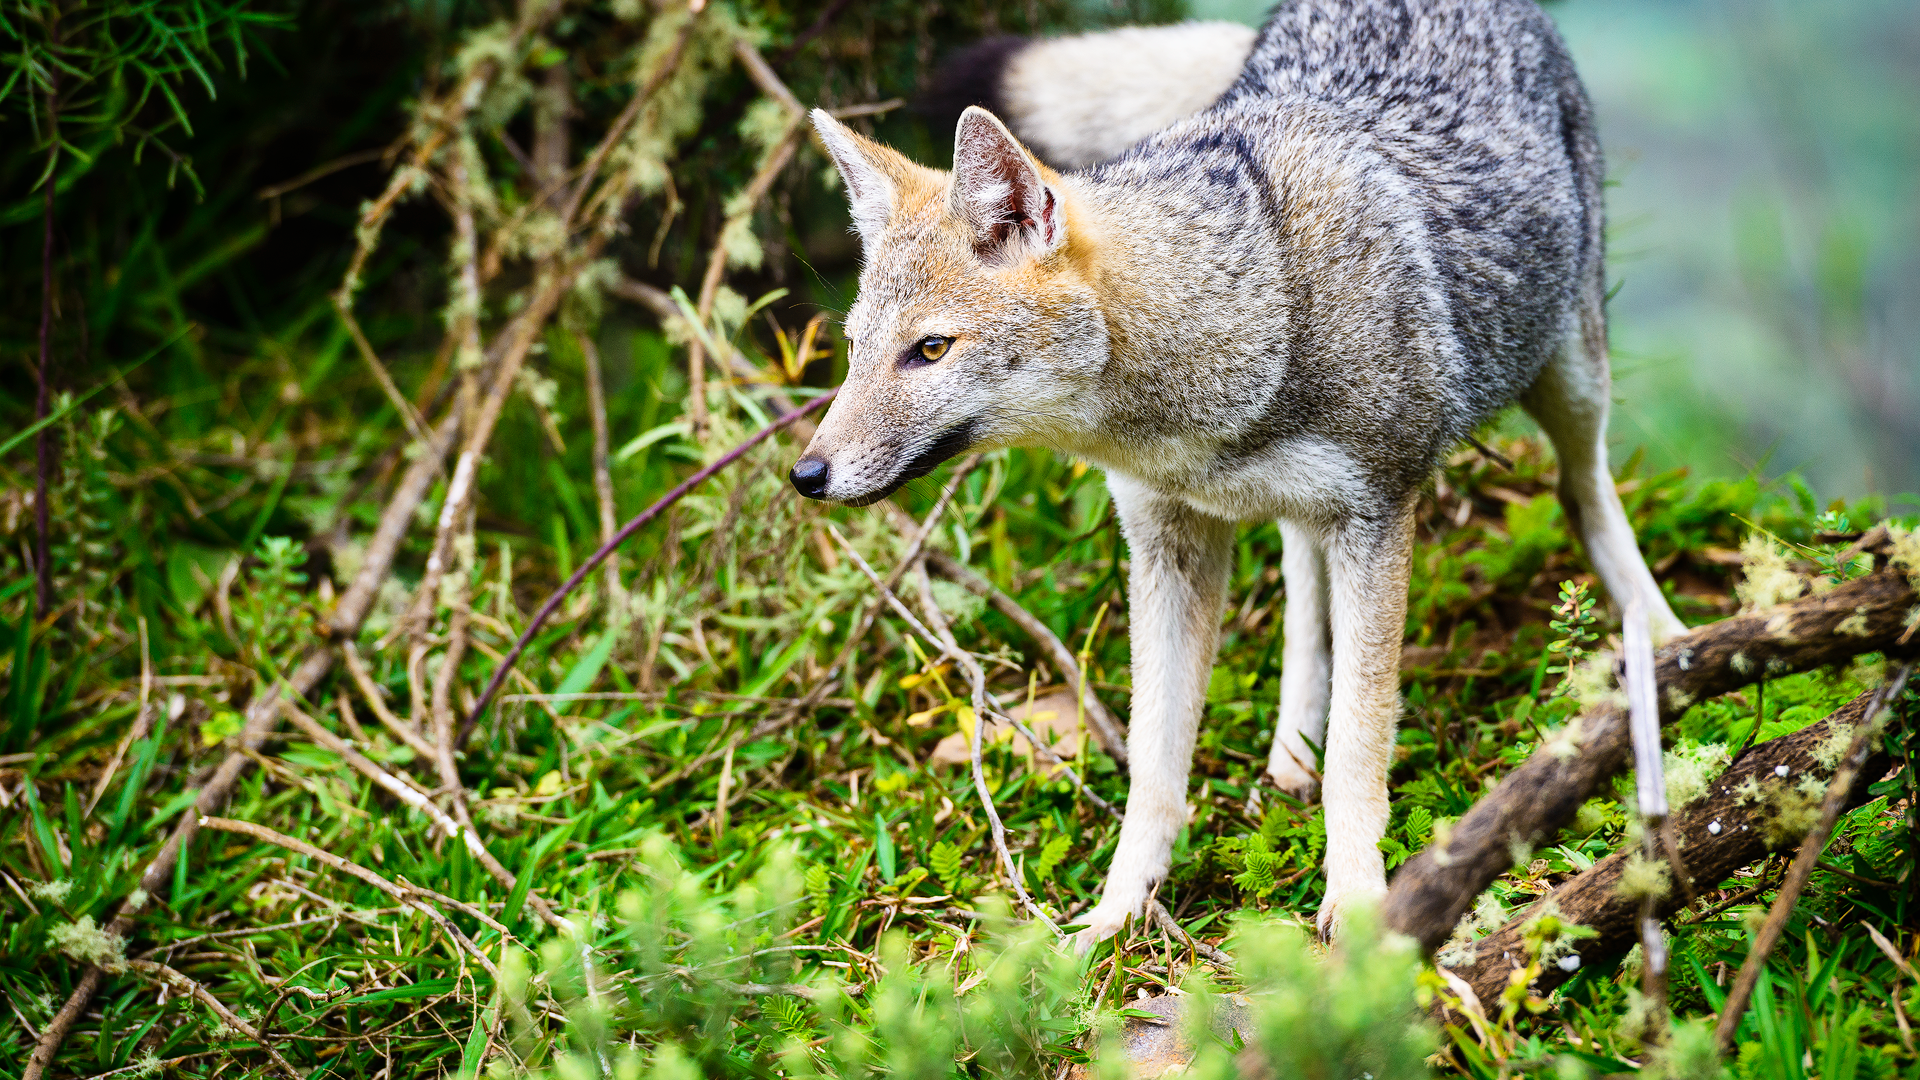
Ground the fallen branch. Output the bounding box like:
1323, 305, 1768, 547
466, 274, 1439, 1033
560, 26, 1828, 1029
457, 390, 837, 748
926, 549, 1129, 767
1383, 562, 1920, 953
1713, 662, 1913, 1050
1441, 683, 1903, 1011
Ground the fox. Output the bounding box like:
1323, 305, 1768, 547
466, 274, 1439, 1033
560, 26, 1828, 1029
789, 0, 1688, 947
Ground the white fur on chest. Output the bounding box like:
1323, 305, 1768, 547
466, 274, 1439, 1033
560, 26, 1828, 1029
1101, 434, 1365, 527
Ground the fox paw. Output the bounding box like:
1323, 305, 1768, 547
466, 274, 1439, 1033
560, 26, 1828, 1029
1315, 882, 1388, 941
1070, 899, 1139, 956
1266, 741, 1322, 803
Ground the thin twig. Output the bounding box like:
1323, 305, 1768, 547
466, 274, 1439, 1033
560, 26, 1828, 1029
913, 564, 1119, 822
925, 550, 1129, 766
33, 60, 58, 618
334, 293, 438, 452
458, 390, 837, 748
1462, 434, 1515, 472
341, 642, 439, 761
1712, 662, 1913, 1051
197, 817, 499, 978
1623, 596, 1671, 1027
86, 617, 153, 816
1145, 898, 1232, 969
576, 327, 626, 614
684, 118, 805, 439
125, 960, 303, 1080
829, 524, 1061, 937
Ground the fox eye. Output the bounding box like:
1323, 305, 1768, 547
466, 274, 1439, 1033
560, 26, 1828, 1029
917, 336, 952, 362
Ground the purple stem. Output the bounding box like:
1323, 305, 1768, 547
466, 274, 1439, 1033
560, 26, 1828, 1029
454, 389, 835, 749
34, 132, 56, 617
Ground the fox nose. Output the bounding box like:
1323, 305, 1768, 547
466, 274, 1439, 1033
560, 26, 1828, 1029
789, 457, 830, 499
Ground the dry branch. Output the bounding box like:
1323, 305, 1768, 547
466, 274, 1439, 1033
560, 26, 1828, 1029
1441, 685, 1902, 1010
1383, 563, 1919, 953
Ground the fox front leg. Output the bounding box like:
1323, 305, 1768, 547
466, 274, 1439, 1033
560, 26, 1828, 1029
1314, 503, 1417, 938
1073, 476, 1234, 953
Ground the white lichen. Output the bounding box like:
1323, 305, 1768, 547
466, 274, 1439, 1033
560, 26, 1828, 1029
1736, 533, 1806, 611
1664, 742, 1732, 809
49, 916, 127, 971
1564, 654, 1624, 710
1888, 522, 1920, 588
28, 878, 73, 902
1616, 852, 1672, 901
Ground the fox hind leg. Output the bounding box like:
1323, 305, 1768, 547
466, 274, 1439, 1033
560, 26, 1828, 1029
1521, 313, 1687, 643
1266, 520, 1330, 802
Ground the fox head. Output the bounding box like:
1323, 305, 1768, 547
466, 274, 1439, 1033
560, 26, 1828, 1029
789, 107, 1109, 505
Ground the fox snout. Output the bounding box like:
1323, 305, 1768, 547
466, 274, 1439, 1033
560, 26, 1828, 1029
788, 456, 830, 499
788, 419, 976, 506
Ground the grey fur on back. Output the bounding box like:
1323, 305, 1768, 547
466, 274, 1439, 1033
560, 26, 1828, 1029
1076, 0, 1600, 495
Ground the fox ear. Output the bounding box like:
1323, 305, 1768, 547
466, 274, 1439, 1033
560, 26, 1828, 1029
812, 109, 895, 244
950, 106, 1065, 261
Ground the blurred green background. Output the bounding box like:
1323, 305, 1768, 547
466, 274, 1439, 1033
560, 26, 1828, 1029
1199, 0, 1920, 506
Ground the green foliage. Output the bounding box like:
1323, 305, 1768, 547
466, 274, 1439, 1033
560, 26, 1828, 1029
1212, 905, 1436, 1079
3, 1, 1919, 1077
2, 0, 288, 198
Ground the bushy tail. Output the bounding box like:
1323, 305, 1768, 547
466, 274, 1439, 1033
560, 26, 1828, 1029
917, 22, 1257, 170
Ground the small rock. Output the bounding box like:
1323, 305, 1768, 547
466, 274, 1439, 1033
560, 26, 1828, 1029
1067, 993, 1254, 1079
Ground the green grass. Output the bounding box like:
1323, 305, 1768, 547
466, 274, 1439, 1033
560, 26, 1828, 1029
4, 1, 1920, 1078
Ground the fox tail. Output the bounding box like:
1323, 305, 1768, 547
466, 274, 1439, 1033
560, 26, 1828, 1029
917, 21, 1256, 170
